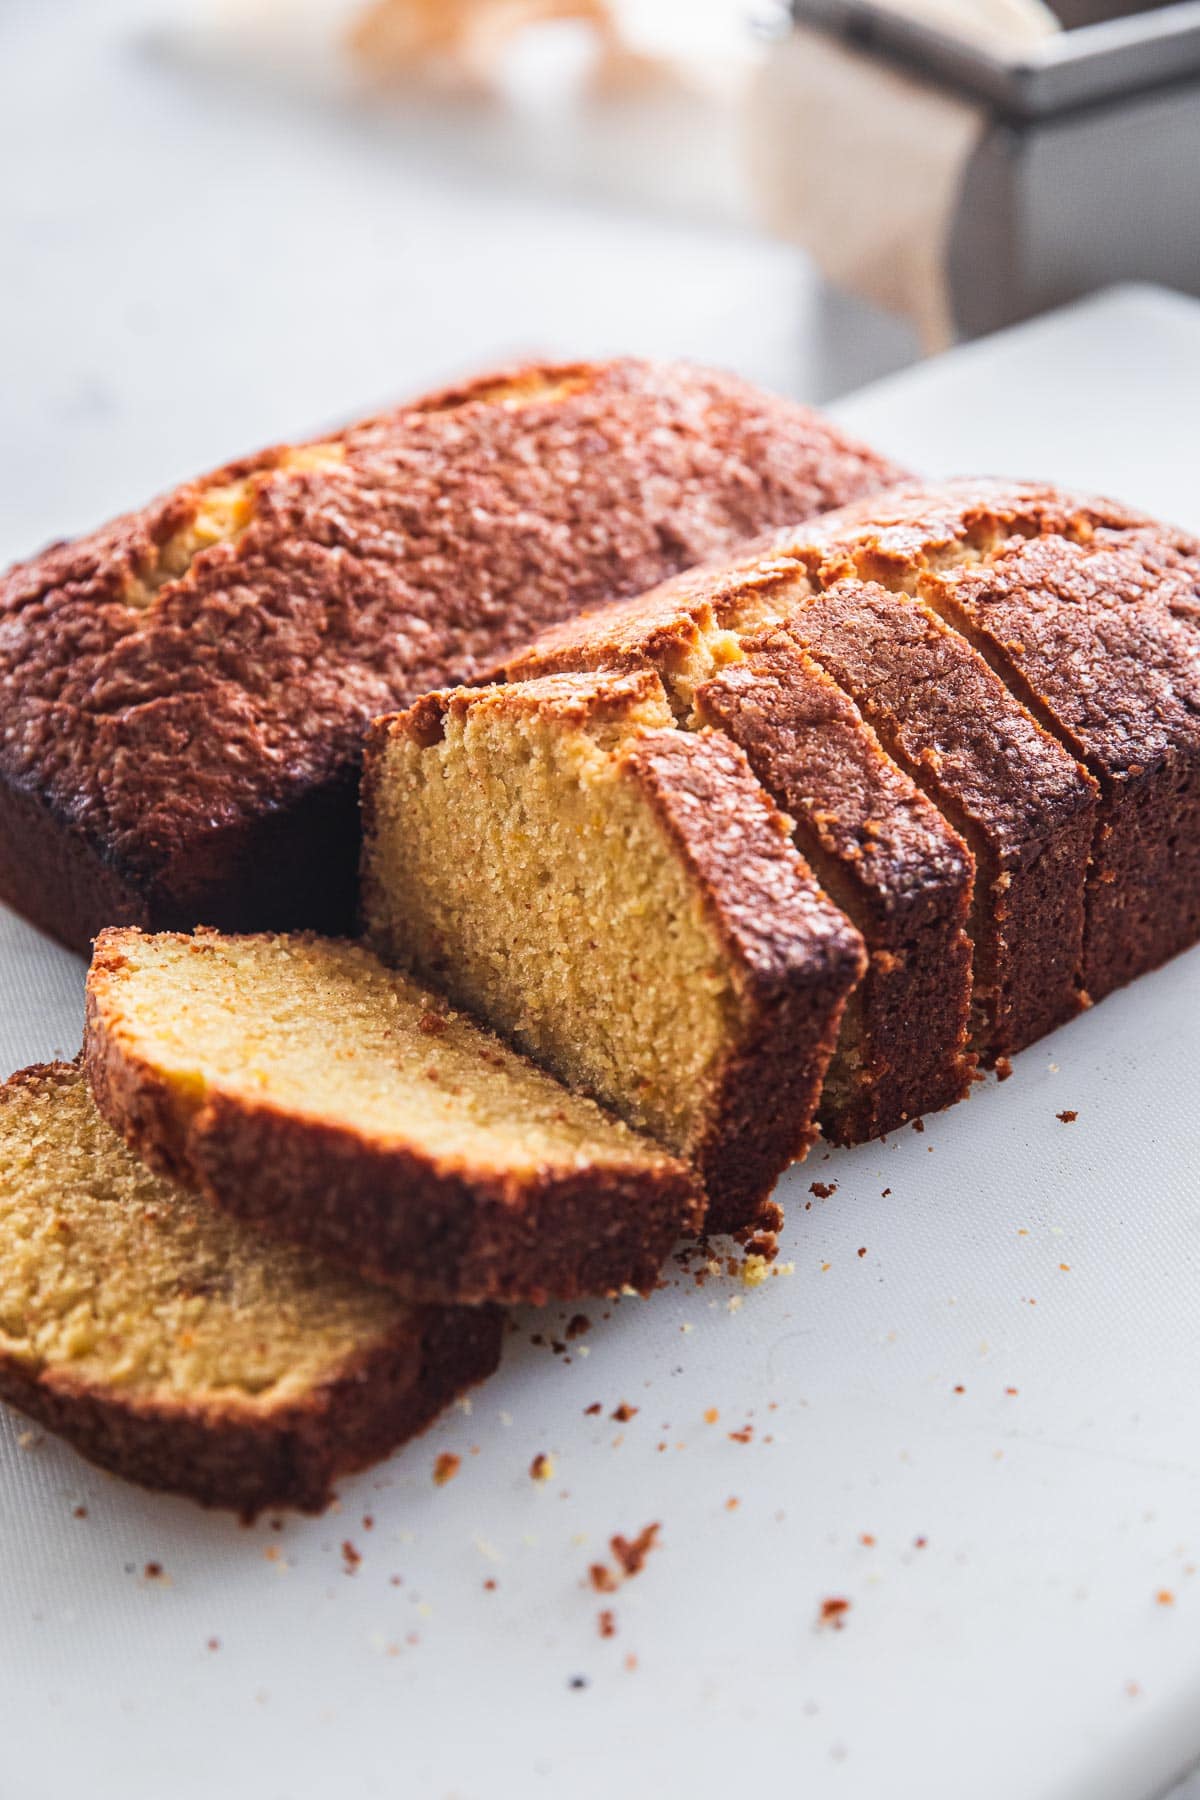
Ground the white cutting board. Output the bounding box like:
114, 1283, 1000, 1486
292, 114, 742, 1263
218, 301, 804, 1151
3, 285, 1200, 1800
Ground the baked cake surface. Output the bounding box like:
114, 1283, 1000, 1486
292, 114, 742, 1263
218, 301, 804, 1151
0, 1063, 500, 1514
85, 928, 701, 1305
0, 359, 905, 952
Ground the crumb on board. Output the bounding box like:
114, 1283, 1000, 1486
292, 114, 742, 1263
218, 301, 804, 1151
1157, 1590, 1175, 1607
995, 1056, 1014, 1081
703, 1407, 719, 1425
584, 1402, 602, 1416
612, 1523, 660, 1579
144, 1561, 166, 1582
726, 1497, 740, 1512
341, 1541, 361, 1574
912, 1118, 925, 1133
728, 1425, 754, 1444
817, 1597, 851, 1631
857, 1246, 867, 1259
598, 1609, 616, 1639
433, 1451, 461, 1487
207, 1637, 220, 1652
810, 1181, 837, 1199
1057, 1109, 1078, 1123
72, 1505, 88, 1519
566, 1314, 591, 1338
611, 1403, 638, 1422
530, 1453, 556, 1482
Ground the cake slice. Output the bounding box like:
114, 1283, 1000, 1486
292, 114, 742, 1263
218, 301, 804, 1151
502, 566, 976, 1139
782, 582, 1097, 1059
0, 1063, 500, 1515
362, 669, 866, 1233
85, 930, 701, 1305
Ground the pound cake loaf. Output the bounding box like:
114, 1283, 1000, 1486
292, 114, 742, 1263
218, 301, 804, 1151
0, 1063, 501, 1514
362, 669, 866, 1232
503, 570, 977, 1139
85, 929, 702, 1304
0, 359, 905, 953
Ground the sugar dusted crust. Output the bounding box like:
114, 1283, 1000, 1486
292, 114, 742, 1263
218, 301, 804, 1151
0, 359, 905, 952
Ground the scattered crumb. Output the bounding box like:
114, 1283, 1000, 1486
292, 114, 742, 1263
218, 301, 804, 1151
144, 1561, 166, 1582
859, 1533, 875, 1547
433, 1452, 461, 1487
1060, 1262, 1071, 1273
611, 1523, 661, 1579
680, 1322, 695, 1334
1005, 1386, 1019, 1396
817, 1597, 851, 1631
857, 1247, 867, 1259
727, 1295, 742, 1314
881, 1188, 891, 1197
914, 1536, 928, 1549
1056, 1109, 1077, 1123
725, 1497, 740, 1512
624, 1653, 638, 1673
207, 1637, 220, 1652
820, 1262, 831, 1274
362, 1515, 374, 1531
810, 1181, 837, 1199
598, 1609, 616, 1639
1156, 1590, 1175, 1607
995, 1056, 1014, 1081
728, 1425, 754, 1445
584, 1402, 602, 1416
72, 1505, 87, 1520
703, 1407, 719, 1425
741, 1255, 770, 1288
483, 1578, 497, 1592
953, 1385, 965, 1395
568, 1675, 589, 1691
417, 1011, 446, 1036
611, 1403, 638, 1423
911, 1118, 925, 1133
566, 1314, 591, 1339
341, 1541, 361, 1574
530, 1453, 556, 1482
589, 1563, 618, 1594
1126, 1680, 1141, 1698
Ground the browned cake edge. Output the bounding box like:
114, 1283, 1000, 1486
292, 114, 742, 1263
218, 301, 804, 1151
0, 1063, 503, 1516
693, 641, 975, 1141
619, 728, 866, 1233
84, 932, 703, 1308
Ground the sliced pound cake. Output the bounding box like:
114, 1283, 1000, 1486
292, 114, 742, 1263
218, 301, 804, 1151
501, 573, 977, 1140
793, 479, 1200, 1003
0, 1063, 500, 1514
362, 668, 866, 1233
85, 930, 701, 1304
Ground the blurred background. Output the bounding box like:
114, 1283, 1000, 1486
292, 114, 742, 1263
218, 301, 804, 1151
3, 0, 1198, 557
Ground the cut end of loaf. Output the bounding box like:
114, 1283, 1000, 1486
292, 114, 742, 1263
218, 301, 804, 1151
362, 669, 864, 1231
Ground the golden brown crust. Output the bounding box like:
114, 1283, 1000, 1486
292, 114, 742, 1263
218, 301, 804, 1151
84, 932, 703, 1307
0, 1063, 502, 1515
0, 360, 904, 952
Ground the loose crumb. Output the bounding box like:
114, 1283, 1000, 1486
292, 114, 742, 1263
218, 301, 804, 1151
728, 1425, 754, 1444
818, 1597, 851, 1631
207, 1637, 220, 1652
417, 1011, 446, 1036
144, 1561, 165, 1582
589, 1563, 618, 1593
1005, 1386, 1019, 1396
703, 1407, 719, 1425
857, 1247, 867, 1259
568, 1675, 589, 1691
72, 1505, 88, 1520
1056, 1109, 1077, 1123
341, 1541, 361, 1574
912, 1118, 925, 1133
953, 1385, 965, 1395
530, 1453, 556, 1482
598, 1609, 616, 1639
483, 1578, 497, 1592
566, 1314, 591, 1339
1156, 1589, 1175, 1606
995, 1056, 1014, 1081
859, 1533, 875, 1547
725, 1496, 740, 1512
611, 1523, 661, 1579
914, 1536, 928, 1549
624, 1653, 638, 1673
611, 1403, 638, 1423
810, 1181, 837, 1199
881, 1188, 891, 1197
584, 1402, 602, 1416
433, 1452, 461, 1487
